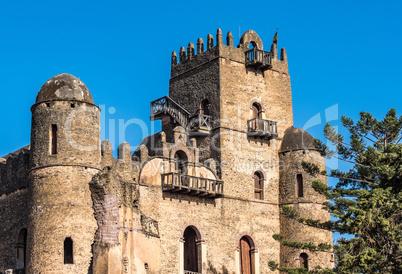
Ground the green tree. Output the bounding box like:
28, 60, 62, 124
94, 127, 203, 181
275, 108, 402, 273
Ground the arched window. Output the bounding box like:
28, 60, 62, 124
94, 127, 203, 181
297, 174, 303, 198
16, 228, 27, 270
183, 226, 200, 273
64, 237, 73, 264
174, 150, 188, 175
300, 253, 308, 269
251, 102, 262, 119
240, 236, 254, 273
200, 99, 210, 116
253, 171, 264, 200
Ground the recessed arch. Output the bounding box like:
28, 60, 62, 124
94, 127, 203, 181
174, 150, 188, 175
183, 226, 202, 273
200, 98, 210, 116
64, 237, 74, 264
16, 228, 27, 270
300, 252, 309, 269
253, 171, 264, 200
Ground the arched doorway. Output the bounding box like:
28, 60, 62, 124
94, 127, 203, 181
183, 226, 200, 273
200, 99, 210, 116
300, 252, 308, 269
240, 236, 253, 274
174, 150, 188, 175
16, 228, 27, 270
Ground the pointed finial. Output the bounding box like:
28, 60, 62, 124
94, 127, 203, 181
207, 34, 214, 49
216, 28, 223, 45
179, 47, 186, 62
187, 42, 195, 59
197, 38, 204, 54
226, 31, 233, 47
171, 51, 177, 65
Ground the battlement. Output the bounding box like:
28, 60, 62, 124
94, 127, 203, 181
171, 28, 289, 78
0, 146, 30, 195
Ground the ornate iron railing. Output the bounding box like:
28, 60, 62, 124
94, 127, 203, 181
162, 172, 223, 196
150, 96, 190, 127
247, 118, 278, 138
245, 48, 272, 69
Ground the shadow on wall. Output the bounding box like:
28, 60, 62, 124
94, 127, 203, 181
207, 261, 234, 274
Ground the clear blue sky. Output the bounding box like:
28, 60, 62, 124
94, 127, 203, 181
1, 0, 401, 157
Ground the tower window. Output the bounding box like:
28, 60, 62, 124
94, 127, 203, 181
64, 237, 73, 264
50, 124, 58, 155
297, 174, 303, 198
200, 99, 210, 116
300, 253, 308, 269
253, 171, 264, 200
251, 102, 262, 119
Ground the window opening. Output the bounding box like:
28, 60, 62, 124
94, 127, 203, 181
174, 151, 187, 175
254, 171, 264, 200
64, 237, 73, 264
297, 174, 303, 197
300, 253, 308, 269
50, 124, 58, 155
200, 99, 210, 116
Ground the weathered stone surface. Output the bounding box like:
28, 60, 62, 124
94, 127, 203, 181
0, 29, 333, 274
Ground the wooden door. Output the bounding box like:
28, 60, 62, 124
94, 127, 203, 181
184, 227, 198, 272
240, 237, 252, 274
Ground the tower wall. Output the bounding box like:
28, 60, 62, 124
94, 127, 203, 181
279, 149, 334, 269
27, 98, 100, 273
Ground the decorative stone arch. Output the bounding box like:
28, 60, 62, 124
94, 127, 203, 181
249, 98, 266, 113
235, 233, 259, 274
179, 224, 206, 274
239, 30, 263, 51
294, 250, 312, 269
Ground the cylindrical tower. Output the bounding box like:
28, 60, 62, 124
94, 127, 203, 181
27, 74, 100, 273
279, 127, 334, 270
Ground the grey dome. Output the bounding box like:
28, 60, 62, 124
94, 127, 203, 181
280, 127, 316, 152
35, 73, 94, 104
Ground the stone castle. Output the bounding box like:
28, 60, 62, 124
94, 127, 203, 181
0, 29, 334, 273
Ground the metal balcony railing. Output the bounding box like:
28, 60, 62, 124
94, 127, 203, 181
162, 172, 223, 197
245, 48, 272, 70
247, 118, 278, 138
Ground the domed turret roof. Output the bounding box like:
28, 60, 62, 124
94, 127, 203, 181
280, 127, 316, 152
35, 73, 94, 104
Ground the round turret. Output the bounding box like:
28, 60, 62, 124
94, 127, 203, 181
27, 74, 99, 273
280, 126, 315, 152
279, 127, 333, 269
35, 73, 94, 105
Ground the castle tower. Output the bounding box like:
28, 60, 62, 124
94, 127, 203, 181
27, 74, 100, 273
279, 127, 334, 269
165, 29, 292, 198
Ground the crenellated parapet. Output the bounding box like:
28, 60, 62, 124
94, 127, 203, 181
171, 28, 289, 78
0, 146, 30, 195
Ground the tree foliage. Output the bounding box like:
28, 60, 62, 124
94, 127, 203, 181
276, 108, 402, 273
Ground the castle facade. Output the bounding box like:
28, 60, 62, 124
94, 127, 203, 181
0, 29, 333, 273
